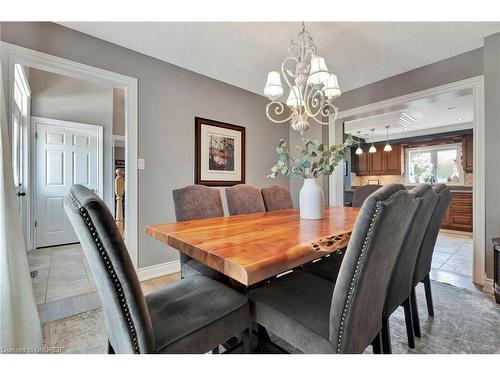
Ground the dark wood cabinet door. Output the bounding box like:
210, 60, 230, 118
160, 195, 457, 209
355, 148, 369, 175
369, 149, 385, 175
385, 145, 402, 175
463, 134, 473, 173
441, 192, 472, 232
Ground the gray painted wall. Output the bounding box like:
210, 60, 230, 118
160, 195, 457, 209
0, 22, 289, 268
336, 48, 484, 111
484, 33, 500, 278
29, 68, 115, 209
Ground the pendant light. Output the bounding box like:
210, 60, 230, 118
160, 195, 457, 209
355, 131, 363, 155
369, 128, 377, 153
384, 125, 392, 152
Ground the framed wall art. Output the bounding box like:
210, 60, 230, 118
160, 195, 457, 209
195, 117, 246, 186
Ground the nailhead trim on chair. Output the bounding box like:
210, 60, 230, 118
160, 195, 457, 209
69, 192, 140, 354
336, 189, 407, 353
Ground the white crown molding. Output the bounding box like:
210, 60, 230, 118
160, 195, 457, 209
138, 260, 180, 281
368, 122, 474, 143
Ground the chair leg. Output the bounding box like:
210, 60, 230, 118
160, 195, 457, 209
381, 316, 392, 354
107, 340, 115, 354
371, 331, 383, 354
402, 298, 415, 349
423, 274, 435, 317
242, 327, 252, 354
410, 287, 421, 338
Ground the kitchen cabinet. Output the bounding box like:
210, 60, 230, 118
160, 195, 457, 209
462, 134, 473, 173
353, 144, 402, 176
441, 192, 473, 232
354, 148, 370, 175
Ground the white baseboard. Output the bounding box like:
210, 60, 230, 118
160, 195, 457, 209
482, 277, 494, 294
138, 260, 180, 281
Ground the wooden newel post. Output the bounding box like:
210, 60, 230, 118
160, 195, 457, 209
115, 168, 125, 238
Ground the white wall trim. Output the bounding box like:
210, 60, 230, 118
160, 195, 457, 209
138, 261, 180, 282
482, 278, 494, 294
1, 41, 140, 269
330, 76, 486, 285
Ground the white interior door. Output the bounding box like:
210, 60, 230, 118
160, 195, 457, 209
34, 117, 102, 248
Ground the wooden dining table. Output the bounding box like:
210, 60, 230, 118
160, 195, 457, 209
146, 206, 360, 287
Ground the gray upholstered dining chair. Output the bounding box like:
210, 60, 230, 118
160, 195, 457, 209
305, 183, 383, 281
64, 184, 250, 354
261, 185, 294, 212
410, 183, 452, 338
352, 184, 383, 207
172, 185, 226, 281
225, 184, 266, 216
248, 184, 418, 353
380, 184, 439, 353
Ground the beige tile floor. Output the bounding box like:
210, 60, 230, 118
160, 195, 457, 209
28, 243, 180, 321
432, 231, 473, 278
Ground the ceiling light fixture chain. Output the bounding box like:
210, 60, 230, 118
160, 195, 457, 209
264, 22, 341, 134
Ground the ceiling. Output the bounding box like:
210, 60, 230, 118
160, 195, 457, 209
58, 22, 500, 96
344, 88, 473, 142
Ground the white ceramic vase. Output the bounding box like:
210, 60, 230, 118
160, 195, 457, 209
299, 178, 324, 219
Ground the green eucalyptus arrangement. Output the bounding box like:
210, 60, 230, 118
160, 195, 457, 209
268, 134, 354, 179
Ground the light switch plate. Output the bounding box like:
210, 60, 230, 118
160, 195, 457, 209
138, 158, 145, 170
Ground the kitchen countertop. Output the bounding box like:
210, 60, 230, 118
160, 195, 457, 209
347, 185, 473, 193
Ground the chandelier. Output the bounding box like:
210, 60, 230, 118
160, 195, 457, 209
264, 22, 341, 134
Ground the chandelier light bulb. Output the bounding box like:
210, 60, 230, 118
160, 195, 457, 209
324, 74, 342, 98
355, 131, 363, 155
369, 128, 376, 153
286, 86, 304, 108
384, 125, 392, 152
264, 71, 283, 100
308, 56, 330, 85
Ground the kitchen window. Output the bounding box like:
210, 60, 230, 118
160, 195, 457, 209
406, 144, 463, 185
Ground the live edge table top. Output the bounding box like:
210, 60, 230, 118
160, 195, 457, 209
145, 207, 360, 286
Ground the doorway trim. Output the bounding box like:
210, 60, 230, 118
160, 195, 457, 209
1, 41, 140, 269
329, 76, 486, 286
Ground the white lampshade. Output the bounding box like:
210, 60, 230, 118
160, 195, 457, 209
307, 56, 330, 85
264, 71, 283, 100
324, 74, 341, 98
384, 143, 392, 152
355, 146, 363, 155
286, 86, 304, 107
369, 145, 377, 153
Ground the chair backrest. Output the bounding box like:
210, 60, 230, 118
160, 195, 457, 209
383, 184, 439, 316
412, 184, 452, 286
328, 184, 417, 353
352, 184, 383, 208
225, 184, 265, 216
64, 185, 154, 354
173, 184, 224, 222
261, 184, 294, 212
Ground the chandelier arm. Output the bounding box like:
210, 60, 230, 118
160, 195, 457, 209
309, 103, 339, 125
280, 56, 303, 117
266, 101, 295, 124
303, 86, 324, 118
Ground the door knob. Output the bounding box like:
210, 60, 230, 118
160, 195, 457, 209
17, 192, 26, 197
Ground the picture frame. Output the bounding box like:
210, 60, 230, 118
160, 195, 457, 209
195, 117, 246, 186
